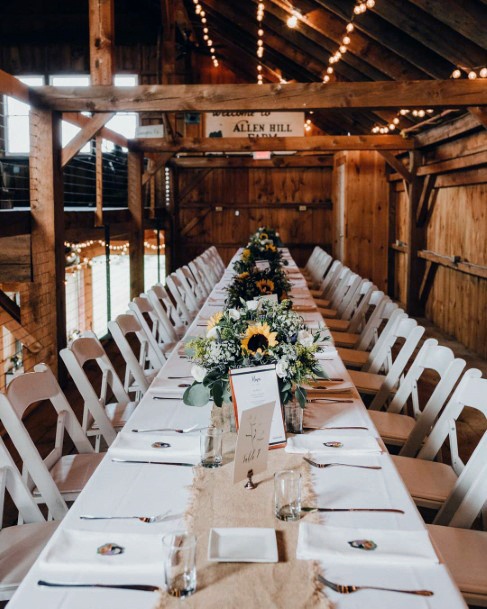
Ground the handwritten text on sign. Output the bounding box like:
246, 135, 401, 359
205, 112, 305, 138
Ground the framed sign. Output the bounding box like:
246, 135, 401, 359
205, 111, 305, 138
229, 364, 286, 448
233, 401, 274, 484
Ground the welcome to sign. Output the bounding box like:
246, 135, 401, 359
205, 111, 305, 138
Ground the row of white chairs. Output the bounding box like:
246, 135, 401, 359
303, 246, 487, 606
0, 246, 225, 600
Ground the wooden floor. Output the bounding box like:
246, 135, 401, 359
1, 319, 486, 607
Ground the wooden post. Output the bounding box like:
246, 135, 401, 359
405, 150, 425, 315
128, 151, 145, 299
26, 109, 66, 376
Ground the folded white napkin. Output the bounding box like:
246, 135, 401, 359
148, 378, 186, 397
285, 430, 381, 455
109, 431, 200, 460
40, 530, 163, 576
315, 346, 338, 360
297, 523, 439, 565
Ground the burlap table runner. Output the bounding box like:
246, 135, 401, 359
155, 434, 331, 609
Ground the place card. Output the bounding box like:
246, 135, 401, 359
229, 364, 286, 448
255, 260, 271, 272
233, 401, 274, 484
257, 293, 279, 306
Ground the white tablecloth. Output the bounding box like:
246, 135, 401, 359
8, 248, 467, 609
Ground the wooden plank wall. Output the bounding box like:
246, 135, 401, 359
390, 127, 487, 358
177, 166, 333, 267
332, 151, 389, 290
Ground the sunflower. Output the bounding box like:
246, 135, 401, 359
241, 323, 278, 355
259, 232, 269, 241
242, 248, 252, 260
207, 311, 223, 331
265, 243, 277, 252
238, 271, 250, 280
256, 278, 275, 295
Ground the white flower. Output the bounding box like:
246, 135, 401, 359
191, 364, 207, 383
298, 329, 314, 348
207, 326, 219, 340
276, 360, 289, 378
246, 300, 259, 311
228, 308, 241, 321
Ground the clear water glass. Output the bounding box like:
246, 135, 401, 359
274, 469, 302, 521
163, 531, 197, 598
200, 427, 223, 468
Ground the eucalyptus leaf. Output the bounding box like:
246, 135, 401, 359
314, 365, 328, 379
183, 382, 211, 407
295, 385, 307, 408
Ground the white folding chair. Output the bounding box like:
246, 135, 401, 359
349, 316, 425, 410
147, 285, 186, 341
367, 339, 466, 448
392, 369, 485, 510
0, 364, 103, 519
108, 313, 161, 400
60, 332, 137, 450
128, 296, 174, 362
188, 259, 212, 297
0, 437, 60, 600
324, 281, 375, 333
318, 271, 363, 319
176, 266, 205, 308
166, 274, 197, 324
310, 259, 343, 302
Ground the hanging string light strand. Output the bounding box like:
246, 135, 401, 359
192, 0, 219, 67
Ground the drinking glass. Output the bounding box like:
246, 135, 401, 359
284, 403, 303, 434
274, 469, 302, 521
200, 427, 223, 468
163, 531, 197, 598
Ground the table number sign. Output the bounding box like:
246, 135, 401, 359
257, 293, 279, 306
229, 364, 286, 448
255, 260, 271, 272
233, 401, 274, 484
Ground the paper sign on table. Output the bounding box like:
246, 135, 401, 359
255, 260, 271, 272
229, 364, 286, 448
257, 293, 279, 306
233, 401, 274, 483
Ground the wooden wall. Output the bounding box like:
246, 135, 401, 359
332, 151, 389, 290
389, 125, 487, 358
176, 166, 333, 267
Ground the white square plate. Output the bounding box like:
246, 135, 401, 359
208, 528, 278, 563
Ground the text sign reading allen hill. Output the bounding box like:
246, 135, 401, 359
205, 111, 304, 138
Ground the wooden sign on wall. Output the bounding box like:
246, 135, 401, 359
205, 112, 304, 138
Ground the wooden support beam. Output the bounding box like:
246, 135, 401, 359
416, 174, 438, 227
142, 155, 172, 186
179, 169, 214, 203
132, 135, 415, 153
169, 155, 334, 169
95, 135, 104, 226
127, 151, 145, 299
468, 107, 487, 130
63, 112, 128, 147
180, 208, 211, 238
405, 150, 425, 315
0, 314, 43, 354
89, 0, 115, 86
27, 108, 66, 374
0, 235, 31, 282
419, 260, 439, 309
380, 151, 412, 182
0, 69, 43, 106
418, 250, 487, 280
415, 112, 481, 147
61, 112, 115, 167
417, 150, 487, 176
0, 290, 20, 324
36, 81, 487, 113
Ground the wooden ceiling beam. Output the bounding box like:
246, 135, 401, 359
406, 0, 487, 49
312, 0, 451, 78
37, 80, 487, 112
131, 135, 415, 153
368, 0, 487, 68
62, 112, 128, 148
89, 0, 115, 86
169, 156, 334, 168
61, 113, 115, 167
468, 107, 487, 130
266, 0, 427, 81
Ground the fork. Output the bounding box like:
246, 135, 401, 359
132, 424, 201, 433
304, 457, 381, 470
80, 510, 170, 523
307, 398, 354, 404
317, 574, 433, 596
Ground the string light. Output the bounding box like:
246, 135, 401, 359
370, 108, 434, 134
450, 65, 487, 79
192, 1, 219, 67
257, 1, 265, 84
322, 0, 373, 84
64, 239, 165, 254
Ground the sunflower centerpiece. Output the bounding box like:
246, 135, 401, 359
183, 300, 328, 409
225, 268, 291, 308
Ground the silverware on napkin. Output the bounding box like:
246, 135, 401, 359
304, 457, 381, 470
80, 511, 170, 523
111, 458, 195, 466
38, 580, 160, 592
132, 424, 202, 433
301, 506, 404, 514
317, 574, 433, 596
306, 398, 354, 403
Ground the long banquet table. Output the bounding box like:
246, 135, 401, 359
9, 249, 466, 609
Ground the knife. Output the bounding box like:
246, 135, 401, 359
151, 396, 182, 400
307, 398, 354, 403
301, 507, 404, 514
38, 580, 160, 592
111, 458, 195, 466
